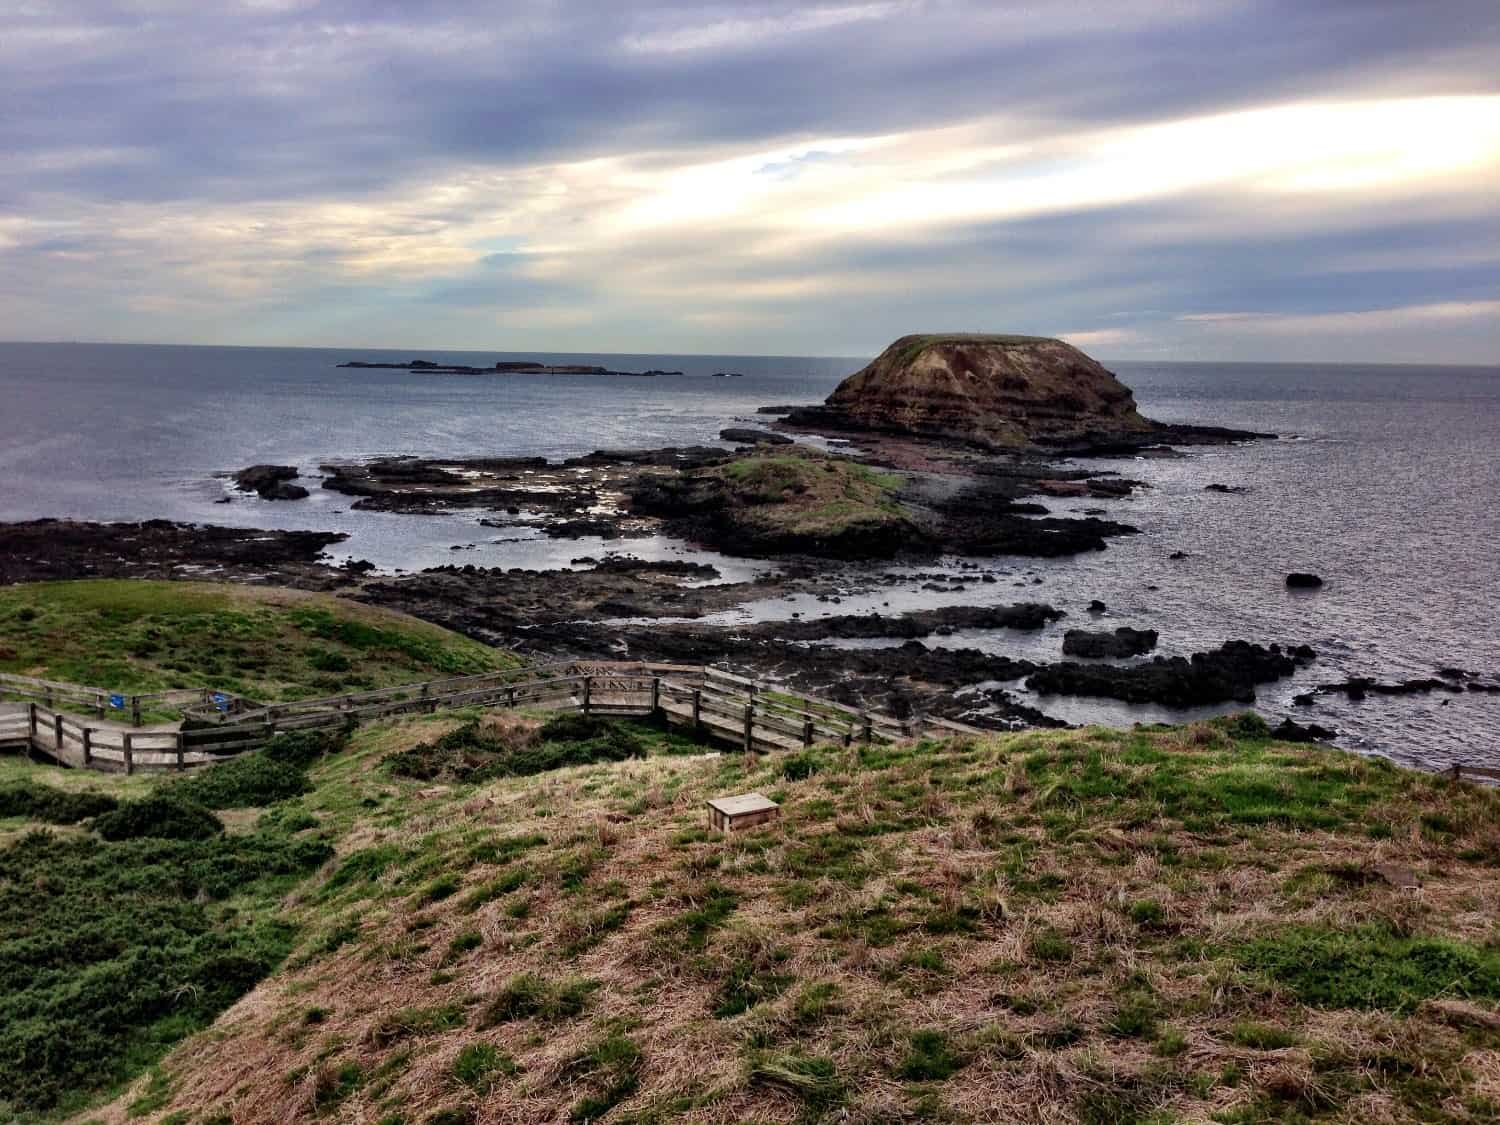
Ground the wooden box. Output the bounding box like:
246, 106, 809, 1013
708, 792, 780, 832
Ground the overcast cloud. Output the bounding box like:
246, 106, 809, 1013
1, 0, 1497, 361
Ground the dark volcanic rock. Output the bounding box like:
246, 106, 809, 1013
1061, 626, 1159, 659
754, 603, 1063, 642
1205, 483, 1249, 495
233, 464, 308, 501
0, 520, 348, 587
1026, 640, 1316, 706
1286, 572, 1324, 588
1314, 677, 1466, 701
1271, 717, 1337, 742
719, 427, 794, 446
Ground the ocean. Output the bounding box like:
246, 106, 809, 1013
1, 342, 1497, 771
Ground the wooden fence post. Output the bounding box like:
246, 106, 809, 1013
582, 676, 592, 716
692, 689, 702, 732
28, 702, 38, 740
176, 733, 185, 771
506, 686, 516, 710
743, 702, 754, 752
803, 719, 814, 747
860, 713, 873, 743
123, 733, 134, 775
95, 693, 104, 719
82, 727, 92, 766
54, 713, 64, 753
650, 677, 661, 714
131, 696, 141, 727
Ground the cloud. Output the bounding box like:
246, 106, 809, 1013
0, 0, 1497, 360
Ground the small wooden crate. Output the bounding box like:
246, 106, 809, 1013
708, 792, 780, 832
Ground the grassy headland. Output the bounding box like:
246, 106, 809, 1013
10, 711, 1493, 1124
631, 447, 917, 558
0, 580, 517, 703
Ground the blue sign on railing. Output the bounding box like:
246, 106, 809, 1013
108, 694, 126, 710
211, 692, 231, 713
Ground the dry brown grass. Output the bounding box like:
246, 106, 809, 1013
76, 718, 1500, 1125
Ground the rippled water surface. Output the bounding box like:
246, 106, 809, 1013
1, 343, 1497, 769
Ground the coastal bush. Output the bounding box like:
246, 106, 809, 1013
0, 826, 331, 1113
165, 730, 340, 809
385, 717, 644, 783
93, 794, 223, 841
0, 780, 117, 824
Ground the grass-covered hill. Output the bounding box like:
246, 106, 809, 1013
630, 448, 915, 558
13, 712, 1497, 1124
0, 580, 517, 703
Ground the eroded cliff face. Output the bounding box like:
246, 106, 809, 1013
822, 334, 1152, 449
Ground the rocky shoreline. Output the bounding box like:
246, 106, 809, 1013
8, 333, 1493, 747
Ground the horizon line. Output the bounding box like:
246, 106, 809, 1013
1, 337, 1497, 370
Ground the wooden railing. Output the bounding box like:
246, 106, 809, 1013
0, 661, 982, 775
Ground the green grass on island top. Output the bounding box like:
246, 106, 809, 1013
712, 448, 908, 539
0, 579, 518, 703
888, 332, 1064, 366
3, 706, 1499, 1123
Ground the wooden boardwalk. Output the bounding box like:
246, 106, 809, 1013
0, 663, 981, 774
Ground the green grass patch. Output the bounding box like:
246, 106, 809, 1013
452, 1043, 515, 1092
0, 580, 513, 705
480, 973, 598, 1026
898, 1029, 967, 1081
1237, 924, 1500, 1012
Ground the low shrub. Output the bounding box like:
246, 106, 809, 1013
386, 717, 644, 784
167, 754, 309, 810
93, 794, 223, 841
0, 826, 331, 1112
0, 781, 117, 824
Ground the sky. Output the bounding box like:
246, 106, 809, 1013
1, 0, 1497, 362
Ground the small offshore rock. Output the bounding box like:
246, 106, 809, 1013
1286, 572, 1324, 588
1062, 627, 1159, 659
719, 427, 793, 446
1270, 717, 1336, 743
233, 464, 309, 501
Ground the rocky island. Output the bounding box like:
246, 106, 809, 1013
782, 333, 1270, 454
